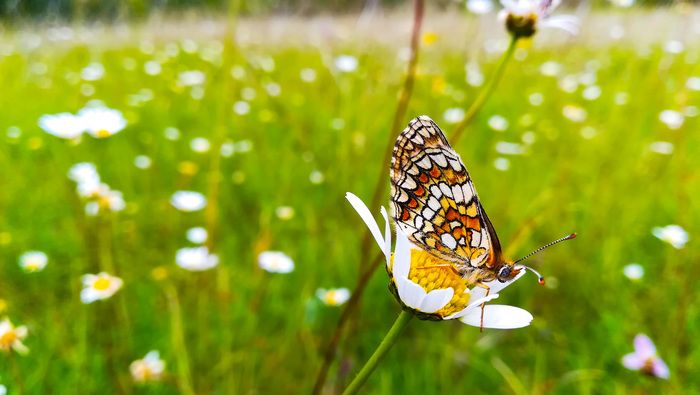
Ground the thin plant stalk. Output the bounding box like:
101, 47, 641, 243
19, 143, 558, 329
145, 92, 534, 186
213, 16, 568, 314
341, 311, 413, 395
451, 35, 519, 144
165, 283, 196, 395
311, 1, 424, 393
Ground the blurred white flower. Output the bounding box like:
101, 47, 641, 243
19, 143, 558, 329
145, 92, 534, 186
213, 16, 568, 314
499, 0, 579, 37
309, 170, 325, 184
233, 101, 250, 115
130, 351, 166, 383
562, 105, 587, 122
687, 77, 700, 91
81, 272, 123, 303
622, 334, 669, 379
19, 251, 48, 273
649, 141, 674, 155
316, 288, 351, 306
164, 127, 181, 140
623, 263, 644, 280
582, 85, 601, 101
495, 141, 524, 155
658, 110, 684, 130
79, 106, 127, 138
171, 191, 207, 212
465, 61, 484, 87
0, 318, 29, 355
488, 115, 509, 131
0, 384, 6, 395
494, 157, 510, 171
265, 83, 281, 97
663, 40, 684, 55
467, 0, 494, 14
443, 108, 465, 124
81, 62, 105, 81
190, 137, 211, 153
275, 206, 295, 220
529, 92, 544, 106
38, 113, 84, 139
258, 251, 294, 274
652, 225, 688, 249
186, 227, 208, 244
300, 68, 317, 82
144, 60, 162, 76
335, 55, 358, 73
540, 61, 562, 77
178, 70, 206, 86
176, 247, 219, 271
134, 155, 152, 169
610, 0, 634, 7
68, 162, 99, 185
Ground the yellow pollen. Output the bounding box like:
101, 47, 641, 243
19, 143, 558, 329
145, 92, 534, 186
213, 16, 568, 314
0, 330, 17, 348
96, 129, 111, 138
93, 277, 111, 291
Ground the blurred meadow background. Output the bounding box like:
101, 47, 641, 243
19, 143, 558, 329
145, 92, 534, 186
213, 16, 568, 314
1, 0, 700, 393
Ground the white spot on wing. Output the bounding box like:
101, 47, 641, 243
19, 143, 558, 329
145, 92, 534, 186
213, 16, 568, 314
452, 185, 464, 202
416, 156, 432, 169
415, 216, 424, 230
402, 177, 417, 189
449, 159, 462, 171
439, 183, 452, 198
427, 196, 440, 211
462, 184, 474, 202
430, 185, 443, 199
430, 153, 448, 168
441, 233, 458, 250
423, 207, 435, 220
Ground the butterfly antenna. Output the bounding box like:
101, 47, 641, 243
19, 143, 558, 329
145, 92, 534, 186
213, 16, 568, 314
513, 233, 577, 285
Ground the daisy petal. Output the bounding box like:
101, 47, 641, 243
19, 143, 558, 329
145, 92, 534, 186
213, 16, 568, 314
460, 304, 533, 329
634, 334, 657, 359
395, 276, 426, 310
420, 288, 454, 314
346, 192, 387, 257
652, 358, 670, 379
621, 353, 645, 370
380, 206, 392, 267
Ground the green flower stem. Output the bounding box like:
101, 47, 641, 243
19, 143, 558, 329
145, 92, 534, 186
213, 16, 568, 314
165, 283, 196, 395
451, 35, 519, 145
342, 310, 413, 395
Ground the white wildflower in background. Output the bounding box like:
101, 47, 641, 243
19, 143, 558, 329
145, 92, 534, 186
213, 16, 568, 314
80, 62, 105, 81
171, 191, 207, 212
130, 351, 166, 383
0, 384, 6, 395
176, 247, 219, 271
687, 77, 700, 91
622, 334, 669, 379
499, 0, 579, 38
258, 251, 294, 274
540, 61, 562, 77
316, 288, 351, 306
79, 106, 127, 138
610, 0, 634, 7
494, 157, 510, 171
164, 127, 181, 140
81, 272, 123, 304
623, 263, 644, 281
467, 0, 495, 14
300, 68, 317, 83
134, 155, 152, 169
0, 318, 29, 354
488, 115, 509, 131
562, 105, 587, 122
346, 192, 533, 328
529, 92, 544, 106
309, 170, 325, 184
38, 113, 84, 139
186, 227, 208, 244
275, 206, 295, 220
334, 55, 358, 73
443, 108, 465, 124
178, 70, 206, 86
466, 61, 485, 87
233, 101, 251, 115
144, 60, 162, 76
652, 225, 688, 249
648, 141, 674, 155
658, 110, 684, 130
19, 251, 48, 273
663, 40, 684, 55
582, 85, 601, 101
495, 141, 524, 155
190, 137, 211, 153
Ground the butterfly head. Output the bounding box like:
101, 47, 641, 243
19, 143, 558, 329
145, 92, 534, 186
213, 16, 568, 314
496, 263, 522, 283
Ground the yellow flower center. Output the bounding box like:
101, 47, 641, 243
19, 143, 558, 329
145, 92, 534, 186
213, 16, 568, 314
391, 249, 472, 318
0, 330, 17, 349
323, 291, 340, 306
93, 277, 111, 291
95, 129, 111, 138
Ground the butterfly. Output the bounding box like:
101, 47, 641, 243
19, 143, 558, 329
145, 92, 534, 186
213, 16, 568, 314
390, 115, 575, 288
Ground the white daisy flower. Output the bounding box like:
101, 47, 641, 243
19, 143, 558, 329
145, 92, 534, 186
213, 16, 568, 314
68, 162, 99, 184
18, 251, 48, 273
467, 0, 495, 14
443, 108, 465, 124
38, 112, 85, 139
652, 225, 688, 249
178, 70, 206, 86
0, 317, 29, 355
499, 0, 579, 38
186, 227, 208, 244
346, 192, 533, 328
175, 247, 219, 271
658, 110, 684, 130
258, 251, 294, 274
80, 272, 123, 304
334, 55, 358, 73
316, 288, 351, 306
130, 351, 166, 383
275, 206, 295, 220
78, 106, 127, 138
170, 191, 207, 212
190, 137, 211, 153
623, 263, 644, 281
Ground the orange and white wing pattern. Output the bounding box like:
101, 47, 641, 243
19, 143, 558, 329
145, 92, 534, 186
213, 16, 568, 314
390, 115, 503, 270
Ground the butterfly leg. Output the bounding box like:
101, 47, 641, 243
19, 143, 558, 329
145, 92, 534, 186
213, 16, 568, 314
412, 264, 462, 276
473, 282, 491, 333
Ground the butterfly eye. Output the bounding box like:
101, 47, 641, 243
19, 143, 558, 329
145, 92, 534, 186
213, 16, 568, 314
497, 266, 512, 282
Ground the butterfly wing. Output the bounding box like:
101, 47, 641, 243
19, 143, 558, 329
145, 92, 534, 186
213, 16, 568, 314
390, 115, 503, 269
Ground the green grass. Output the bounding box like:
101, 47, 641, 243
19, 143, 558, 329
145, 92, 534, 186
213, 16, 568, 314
1, 10, 699, 394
